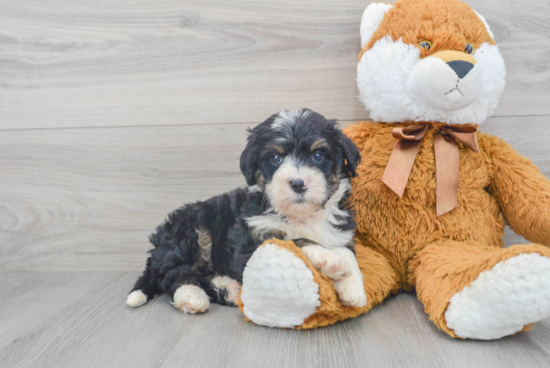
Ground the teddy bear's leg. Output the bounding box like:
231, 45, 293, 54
411, 241, 550, 339
239, 238, 400, 329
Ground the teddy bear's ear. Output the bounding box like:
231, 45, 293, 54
472, 9, 495, 40
360, 2, 394, 48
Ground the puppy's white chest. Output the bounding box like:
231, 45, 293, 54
246, 209, 353, 249
282, 215, 324, 242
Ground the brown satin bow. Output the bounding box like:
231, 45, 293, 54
381, 124, 480, 216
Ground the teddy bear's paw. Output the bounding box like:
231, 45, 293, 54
241, 243, 321, 328
445, 253, 550, 340
171, 285, 210, 314
302, 245, 352, 281
334, 274, 367, 307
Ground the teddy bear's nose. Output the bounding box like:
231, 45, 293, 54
447, 60, 475, 79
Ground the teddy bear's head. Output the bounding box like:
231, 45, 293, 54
357, 0, 506, 125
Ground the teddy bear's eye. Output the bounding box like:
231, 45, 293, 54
464, 43, 475, 55
418, 40, 432, 51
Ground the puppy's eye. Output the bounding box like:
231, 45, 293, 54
464, 42, 475, 55
271, 154, 283, 165
312, 152, 324, 162
418, 40, 431, 52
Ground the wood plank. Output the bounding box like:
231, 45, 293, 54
0, 123, 253, 272
1, 116, 548, 271
0, 273, 124, 348
1, 272, 549, 368
1, 0, 550, 130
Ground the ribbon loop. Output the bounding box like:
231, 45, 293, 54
382, 123, 480, 216
391, 124, 429, 141
440, 126, 480, 153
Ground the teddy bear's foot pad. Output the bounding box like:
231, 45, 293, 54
445, 253, 550, 339
241, 243, 321, 328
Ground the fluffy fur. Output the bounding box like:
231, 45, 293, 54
238, 0, 550, 339
127, 109, 364, 312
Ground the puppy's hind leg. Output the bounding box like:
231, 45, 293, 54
202, 276, 242, 306
127, 257, 160, 308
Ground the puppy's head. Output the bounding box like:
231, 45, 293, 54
240, 109, 360, 216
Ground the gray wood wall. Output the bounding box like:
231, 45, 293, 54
1, 0, 549, 272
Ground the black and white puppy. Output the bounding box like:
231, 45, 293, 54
126, 109, 366, 313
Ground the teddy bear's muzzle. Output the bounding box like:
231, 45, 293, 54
407, 50, 483, 111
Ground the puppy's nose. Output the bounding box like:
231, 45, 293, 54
289, 179, 306, 194
447, 60, 474, 79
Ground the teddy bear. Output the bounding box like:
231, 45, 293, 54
237, 0, 550, 340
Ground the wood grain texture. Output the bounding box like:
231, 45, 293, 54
0, 116, 548, 272
0, 272, 549, 368
1, 0, 550, 130
0, 123, 253, 272
1, 1, 550, 366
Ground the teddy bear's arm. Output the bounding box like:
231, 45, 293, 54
484, 134, 550, 246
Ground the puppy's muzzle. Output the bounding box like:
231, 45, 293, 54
289, 179, 307, 194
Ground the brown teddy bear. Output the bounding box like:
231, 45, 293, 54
238, 0, 550, 340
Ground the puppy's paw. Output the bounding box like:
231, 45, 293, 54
302, 246, 351, 280
334, 275, 367, 307
126, 290, 148, 308
211, 275, 242, 305
171, 285, 210, 314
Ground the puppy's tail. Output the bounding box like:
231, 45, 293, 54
126, 259, 160, 308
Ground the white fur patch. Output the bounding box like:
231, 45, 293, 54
302, 245, 367, 307
126, 290, 147, 308
357, 37, 506, 125
360, 3, 393, 47
272, 109, 311, 131
247, 185, 262, 193
445, 253, 550, 340
264, 155, 329, 217
334, 274, 367, 307
333, 247, 367, 307
241, 243, 320, 328
211, 275, 241, 305
246, 179, 354, 249
171, 285, 210, 314
302, 244, 352, 280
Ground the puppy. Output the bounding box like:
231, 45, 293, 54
126, 109, 366, 314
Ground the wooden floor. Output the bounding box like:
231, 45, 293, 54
1, 272, 550, 368
1, 0, 550, 367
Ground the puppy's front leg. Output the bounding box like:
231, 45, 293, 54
298, 240, 366, 307
297, 241, 352, 281
332, 247, 367, 307
294, 241, 352, 281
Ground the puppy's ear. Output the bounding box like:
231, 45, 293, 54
240, 128, 259, 185
337, 130, 361, 178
